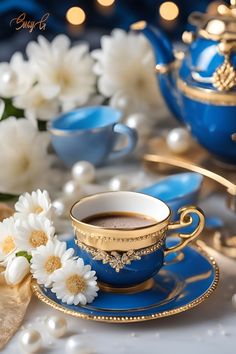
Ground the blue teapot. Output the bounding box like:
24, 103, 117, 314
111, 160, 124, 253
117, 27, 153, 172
131, 1, 236, 165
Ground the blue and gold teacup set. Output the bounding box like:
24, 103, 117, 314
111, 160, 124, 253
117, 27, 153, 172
34, 187, 219, 322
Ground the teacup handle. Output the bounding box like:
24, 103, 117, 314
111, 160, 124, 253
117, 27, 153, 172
165, 206, 205, 256
108, 123, 137, 160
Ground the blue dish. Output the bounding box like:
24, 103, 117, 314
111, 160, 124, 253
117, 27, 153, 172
32, 238, 219, 323
48, 106, 137, 167
139, 172, 203, 220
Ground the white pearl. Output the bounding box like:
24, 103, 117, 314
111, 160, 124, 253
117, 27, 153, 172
109, 176, 129, 191
72, 161, 95, 184
166, 128, 191, 154
63, 180, 80, 197
232, 293, 236, 309
66, 335, 91, 354
19, 329, 42, 353
125, 113, 150, 137
52, 198, 65, 217
47, 316, 67, 338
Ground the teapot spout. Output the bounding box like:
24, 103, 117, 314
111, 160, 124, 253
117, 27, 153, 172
131, 21, 182, 121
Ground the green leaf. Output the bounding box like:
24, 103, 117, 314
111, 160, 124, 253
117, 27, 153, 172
16, 251, 32, 263
0, 192, 18, 202
0, 98, 24, 120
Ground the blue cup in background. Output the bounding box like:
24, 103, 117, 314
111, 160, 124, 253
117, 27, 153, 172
48, 106, 137, 167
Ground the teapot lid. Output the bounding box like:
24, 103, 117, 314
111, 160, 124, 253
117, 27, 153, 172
189, 0, 236, 41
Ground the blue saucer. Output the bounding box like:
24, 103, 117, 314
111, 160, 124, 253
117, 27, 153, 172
32, 239, 219, 323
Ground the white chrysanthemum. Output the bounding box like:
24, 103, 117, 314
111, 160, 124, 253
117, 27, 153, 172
51, 258, 99, 305
0, 52, 34, 98
13, 84, 59, 123
92, 29, 165, 116
15, 189, 52, 219
0, 117, 53, 194
26, 34, 96, 110
15, 214, 55, 253
0, 217, 17, 263
31, 239, 74, 287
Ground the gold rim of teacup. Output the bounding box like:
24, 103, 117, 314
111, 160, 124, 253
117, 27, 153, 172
70, 192, 171, 252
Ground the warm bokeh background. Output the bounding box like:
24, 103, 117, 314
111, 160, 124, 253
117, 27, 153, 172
0, 0, 226, 60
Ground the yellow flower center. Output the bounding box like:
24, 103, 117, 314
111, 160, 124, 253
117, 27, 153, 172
1, 236, 15, 255
33, 205, 44, 214
29, 230, 48, 248
66, 274, 87, 294
44, 256, 61, 274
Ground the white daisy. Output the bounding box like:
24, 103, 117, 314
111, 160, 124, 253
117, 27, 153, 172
0, 117, 53, 194
31, 239, 74, 287
13, 84, 59, 123
15, 214, 55, 253
15, 189, 53, 219
92, 29, 165, 117
0, 217, 17, 263
0, 52, 34, 98
51, 258, 99, 305
26, 34, 96, 110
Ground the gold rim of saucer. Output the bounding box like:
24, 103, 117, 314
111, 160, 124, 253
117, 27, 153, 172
31, 244, 219, 323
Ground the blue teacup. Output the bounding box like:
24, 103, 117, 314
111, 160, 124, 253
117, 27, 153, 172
70, 191, 205, 288
48, 106, 137, 167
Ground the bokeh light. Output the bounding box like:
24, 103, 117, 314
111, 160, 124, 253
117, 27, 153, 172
159, 1, 179, 21
97, 0, 115, 6
66, 7, 86, 25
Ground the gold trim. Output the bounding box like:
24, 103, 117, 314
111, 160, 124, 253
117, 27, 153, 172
213, 55, 236, 92
177, 78, 236, 105
98, 278, 155, 294
75, 236, 165, 272
143, 153, 236, 196
165, 206, 205, 255
199, 28, 236, 41
74, 226, 167, 252
31, 244, 219, 323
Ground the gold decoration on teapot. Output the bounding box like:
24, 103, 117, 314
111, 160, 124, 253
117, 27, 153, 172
213, 40, 236, 92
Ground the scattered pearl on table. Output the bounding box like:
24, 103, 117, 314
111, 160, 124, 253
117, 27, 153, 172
166, 128, 191, 154
52, 198, 65, 217
72, 161, 95, 184
125, 113, 150, 137
231, 293, 236, 308
109, 175, 129, 191
47, 316, 67, 338
65, 335, 91, 354
63, 180, 80, 197
19, 329, 42, 353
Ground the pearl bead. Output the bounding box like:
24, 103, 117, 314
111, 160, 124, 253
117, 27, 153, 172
66, 335, 91, 354
19, 329, 42, 353
47, 316, 67, 338
109, 176, 129, 191
52, 198, 65, 217
125, 113, 150, 137
72, 161, 95, 184
166, 128, 191, 154
63, 180, 80, 197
